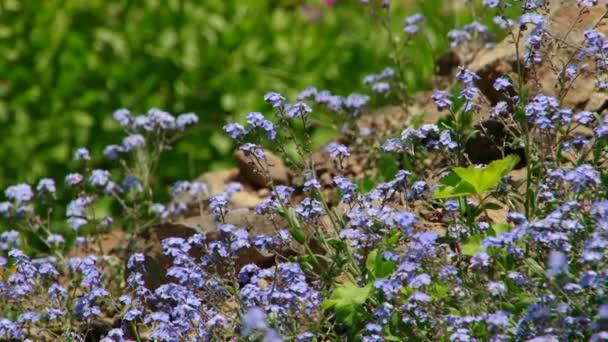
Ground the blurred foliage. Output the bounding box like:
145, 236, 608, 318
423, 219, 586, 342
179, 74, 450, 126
0, 0, 508, 191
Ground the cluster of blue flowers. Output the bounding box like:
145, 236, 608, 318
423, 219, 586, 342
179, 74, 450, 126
1, 0, 608, 341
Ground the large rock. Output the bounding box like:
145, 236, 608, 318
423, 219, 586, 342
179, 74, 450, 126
471, 1, 608, 111
234, 148, 290, 188
125, 208, 322, 291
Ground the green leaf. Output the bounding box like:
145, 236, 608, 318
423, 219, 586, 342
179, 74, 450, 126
377, 155, 399, 182
23, 230, 51, 254
482, 202, 503, 210
322, 282, 372, 328
462, 234, 484, 256
491, 223, 511, 236
434, 155, 520, 199
365, 249, 396, 280
431, 282, 449, 299
327, 238, 347, 250
436, 235, 457, 244
290, 227, 306, 245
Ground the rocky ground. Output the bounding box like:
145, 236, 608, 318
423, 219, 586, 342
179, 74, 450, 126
70, 1, 608, 293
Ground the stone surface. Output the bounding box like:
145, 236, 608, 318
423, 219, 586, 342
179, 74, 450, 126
125, 214, 294, 291
471, 1, 608, 111
234, 148, 290, 188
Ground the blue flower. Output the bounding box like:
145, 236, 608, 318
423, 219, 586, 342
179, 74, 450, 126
487, 281, 507, 296
122, 134, 146, 151
326, 142, 350, 159
67, 196, 93, 217
303, 174, 321, 192
147, 108, 176, 130
374, 278, 398, 300
240, 143, 266, 159
176, 112, 198, 130
483, 0, 500, 7
89, 169, 111, 187
241, 307, 267, 337
113, 108, 132, 127
409, 273, 431, 289
297, 87, 318, 101
471, 251, 491, 269
0, 202, 12, 218
432, 90, 452, 111
493, 77, 511, 91
392, 211, 417, 236
447, 29, 472, 47
344, 93, 370, 109
122, 176, 143, 193
404, 25, 419, 35
439, 131, 458, 150
295, 197, 323, 222
36, 178, 56, 197
247, 112, 276, 140
333, 176, 358, 203
264, 92, 286, 108
224, 122, 246, 139
564, 164, 600, 192
286, 102, 312, 119
46, 234, 65, 246
456, 67, 479, 83
383, 138, 403, 152
103, 144, 124, 160
264, 329, 283, 342
127, 253, 145, 270
546, 250, 568, 278
74, 147, 91, 161
5, 184, 33, 204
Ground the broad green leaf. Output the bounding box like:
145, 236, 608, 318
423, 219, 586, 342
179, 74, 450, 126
322, 282, 372, 328
431, 282, 449, 299
491, 223, 511, 236
462, 234, 484, 256
433, 179, 477, 198
434, 155, 520, 199
365, 249, 396, 280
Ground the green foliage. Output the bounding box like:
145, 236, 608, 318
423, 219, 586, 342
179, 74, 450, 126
0, 0, 396, 188
462, 223, 512, 256
322, 281, 372, 330
434, 155, 520, 199
0, 0, 498, 194
366, 248, 396, 280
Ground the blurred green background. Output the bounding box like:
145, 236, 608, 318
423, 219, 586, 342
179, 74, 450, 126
0, 0, 490, 190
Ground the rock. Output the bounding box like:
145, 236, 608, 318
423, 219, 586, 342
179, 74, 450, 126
125, 208, 321, 291
470, 0, 608, 111
125, 223, 204, 291
177, 208, 288, 238
407, 91, 445, 126
125, 221, 285, 291
234, 148, 290, 188
465, 119, 527, 168
169, 169, 265, 219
